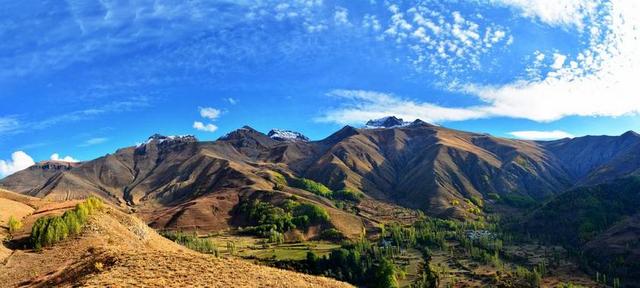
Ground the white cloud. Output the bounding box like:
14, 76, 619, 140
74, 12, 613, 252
50, 153, 79, 162
493, 0, 599, 30
362, 14, 381, 31
193, 121, 218, 132
226, 98, 237, 105
323, 2, 640, 126
462, 0, 640, 122
509, 130, 573, 140
317, 89, 487, 124
550, 53, 566, 69
0, 151, 35, 178
199, 107, 221, 120
334, 7, 350, 25
382, 3, 512, 74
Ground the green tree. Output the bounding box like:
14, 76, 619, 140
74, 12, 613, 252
372, 258, 398, 288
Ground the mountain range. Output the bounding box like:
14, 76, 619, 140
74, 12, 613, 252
2, 117, 640, 237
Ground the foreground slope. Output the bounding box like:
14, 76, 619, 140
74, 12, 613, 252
0, 191, 351, 288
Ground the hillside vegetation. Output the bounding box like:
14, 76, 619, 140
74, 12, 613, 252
0, 191, 352, 288
520, 176, 640, 286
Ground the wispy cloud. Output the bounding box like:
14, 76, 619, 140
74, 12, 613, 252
0, 151, 35, 178
32, 97, 149, 130
462, 1, 640, 122
508, 130, 573, 140
78, 137, 108, 147
320, 1, 640, 125
0, 116, 19, 134
317, 89, 486, 124
492, 0, 599, 30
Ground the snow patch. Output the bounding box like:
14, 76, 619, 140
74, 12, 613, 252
364, 116, 410, 129
268, 129, 309, 142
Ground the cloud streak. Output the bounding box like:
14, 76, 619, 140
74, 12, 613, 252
317, 90, 487, 124
79, 137, 108, 147
508, 130, 573, 140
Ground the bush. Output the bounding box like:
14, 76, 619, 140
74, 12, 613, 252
30, 197, 103, 249
8, 216, 23, 236
271, 171, 288, 190
334, 189, 363, 203
291, 178, 333, 198
500, 193, 536, 208
320, 228, 345, 241
161, 231, 218, 254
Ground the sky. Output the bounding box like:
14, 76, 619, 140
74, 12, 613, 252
1, 0, 640, 177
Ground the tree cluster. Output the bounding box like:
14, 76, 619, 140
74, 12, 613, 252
30, 197, 103, 249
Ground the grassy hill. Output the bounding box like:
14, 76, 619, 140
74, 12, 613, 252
0, 189, 351, 288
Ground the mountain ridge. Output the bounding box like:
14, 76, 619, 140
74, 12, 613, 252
2, 119, 640, 234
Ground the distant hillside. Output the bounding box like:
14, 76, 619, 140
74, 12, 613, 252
520, 177, 640, 285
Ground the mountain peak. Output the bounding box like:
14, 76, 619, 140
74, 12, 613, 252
142, 134, 197, 146
621, 130, 639, 138
267, 129, 309, 142
365, 116, 410, 128
218, 126, 268, 141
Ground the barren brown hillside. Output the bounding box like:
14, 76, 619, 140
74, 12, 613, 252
3, 123, 640, 234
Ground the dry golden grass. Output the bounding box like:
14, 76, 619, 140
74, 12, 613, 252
0, 204, 353, 288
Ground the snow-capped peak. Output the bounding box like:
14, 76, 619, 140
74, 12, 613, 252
268, 129, 309, 142
365, 116, 410, 129
137, 134, 197, 147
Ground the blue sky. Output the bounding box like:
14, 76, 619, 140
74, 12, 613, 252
1, 0, 640, 177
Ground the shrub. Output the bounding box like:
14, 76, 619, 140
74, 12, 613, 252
334, 189, 363, 203
161, 231, 218, 254
294, 203, 329, 225
8, 216, 23, 236
268, 229, 285, 244
320, 228, 345, 241
469, 196, 484, 208
291, 178, 333, 198
271, 171, 288, 190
